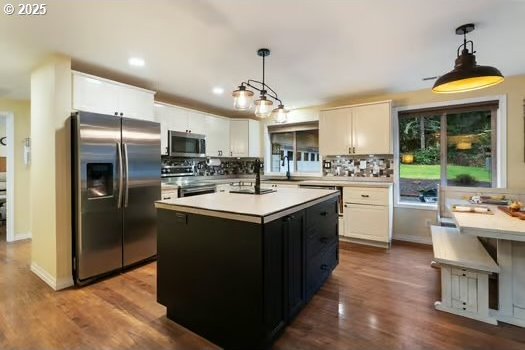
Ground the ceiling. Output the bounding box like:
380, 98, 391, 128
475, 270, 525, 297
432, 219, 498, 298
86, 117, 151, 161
1, 0, 524, 116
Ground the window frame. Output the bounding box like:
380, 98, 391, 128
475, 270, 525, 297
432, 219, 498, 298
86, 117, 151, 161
393, 95, 507, 210
264, 122, 322, 177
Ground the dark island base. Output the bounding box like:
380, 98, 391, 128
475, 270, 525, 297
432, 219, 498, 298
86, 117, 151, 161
157, 196, 339, 350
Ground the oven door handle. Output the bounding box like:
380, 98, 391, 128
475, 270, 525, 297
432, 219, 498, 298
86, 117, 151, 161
181, 187, 216, 194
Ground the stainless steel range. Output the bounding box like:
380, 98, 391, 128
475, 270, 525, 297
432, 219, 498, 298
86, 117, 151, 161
178, 182, 217, 197
161, 165, 194, 178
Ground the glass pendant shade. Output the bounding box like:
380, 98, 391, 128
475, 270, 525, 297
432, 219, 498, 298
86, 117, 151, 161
254, 96, 273, 118
232, 86, 254, 110
272, 104, 288, 123
433, 49, 504, 94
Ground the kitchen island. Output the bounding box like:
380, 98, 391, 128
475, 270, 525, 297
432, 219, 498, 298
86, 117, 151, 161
155, 188, 340, 350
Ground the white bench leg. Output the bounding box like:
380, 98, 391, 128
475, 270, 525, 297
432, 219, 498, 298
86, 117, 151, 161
434, 265, 498, 325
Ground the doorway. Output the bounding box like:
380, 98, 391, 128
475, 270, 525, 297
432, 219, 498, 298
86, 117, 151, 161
0, 112, 15, 242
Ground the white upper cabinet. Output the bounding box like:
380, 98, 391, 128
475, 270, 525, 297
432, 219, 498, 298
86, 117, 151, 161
72, 73, 120, 116
230, 119, 261, 158
153, 104, 170, 155
117, 84, 155, 121
352, 102, 392, 155
319, 101, 391, 156
319, 108, 351, 156
187, 111, 207, 135
72, 71, 155, 121
205, 116, 230, 157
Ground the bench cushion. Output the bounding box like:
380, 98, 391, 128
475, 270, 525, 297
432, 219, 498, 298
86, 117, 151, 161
431, 225, 499, 273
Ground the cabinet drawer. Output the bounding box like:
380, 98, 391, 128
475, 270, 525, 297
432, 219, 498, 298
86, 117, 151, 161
343, 187, 389, 206
161, 190, 178, 200
306, 199, 338, 230
306, 243, 338, 299
306, 221, 338, 258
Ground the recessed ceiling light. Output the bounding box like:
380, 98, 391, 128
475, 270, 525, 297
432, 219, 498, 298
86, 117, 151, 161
128, 57, 145, 67
212, 87, 224, 95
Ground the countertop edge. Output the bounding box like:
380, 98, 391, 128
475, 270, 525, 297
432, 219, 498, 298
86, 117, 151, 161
156, 191, 340, 224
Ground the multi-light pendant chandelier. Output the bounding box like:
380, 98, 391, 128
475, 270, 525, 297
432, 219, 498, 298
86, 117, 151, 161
432, 23, 504, 93
232, 48, 288, 123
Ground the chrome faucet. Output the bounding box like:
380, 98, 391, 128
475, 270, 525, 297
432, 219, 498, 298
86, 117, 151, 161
281, 155, 291, 180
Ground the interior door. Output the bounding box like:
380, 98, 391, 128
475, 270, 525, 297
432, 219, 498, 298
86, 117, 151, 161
122, 118, 161, 266
74, 112, 123, 282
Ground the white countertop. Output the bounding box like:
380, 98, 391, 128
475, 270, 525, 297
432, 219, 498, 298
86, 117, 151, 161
447, 200, 525, 242
156, 188, 339, 223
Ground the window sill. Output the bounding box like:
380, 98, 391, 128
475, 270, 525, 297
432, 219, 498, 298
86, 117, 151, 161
395, 202, 438, 211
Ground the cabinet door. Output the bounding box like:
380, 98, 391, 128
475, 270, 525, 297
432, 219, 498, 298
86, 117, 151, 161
187, 111, 207, 135
72, 73, 119, 115
283, 211, 305, 320
118, 85, 154, 121
205, 116, 230, 157
154, 104, 170, 155
319, 108, 351, 156
248, 120, 261, 157
343, 203, 389, 242
230, 119, 249, 157
167, 106, 189, 132
352, 102, 391, 155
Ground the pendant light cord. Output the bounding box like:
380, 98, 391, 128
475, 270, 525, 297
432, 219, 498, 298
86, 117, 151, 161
262, 54, 266, 93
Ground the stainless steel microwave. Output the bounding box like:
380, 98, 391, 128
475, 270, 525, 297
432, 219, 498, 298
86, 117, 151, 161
168, 130, 206, 157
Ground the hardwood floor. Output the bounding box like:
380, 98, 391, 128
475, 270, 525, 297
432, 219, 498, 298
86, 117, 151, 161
1, 239, 523, 350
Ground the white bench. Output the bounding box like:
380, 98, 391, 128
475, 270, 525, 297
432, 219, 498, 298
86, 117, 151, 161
431, 225, 499, 325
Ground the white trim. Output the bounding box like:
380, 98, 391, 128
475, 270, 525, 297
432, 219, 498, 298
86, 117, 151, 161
393, 95, 508, 208
14, 232, 32, 241
30, 262, 74, 291
393, 233, 432, 245
0, 112, 16, 242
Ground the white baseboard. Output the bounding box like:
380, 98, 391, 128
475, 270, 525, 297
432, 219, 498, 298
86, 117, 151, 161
30, 262, 74, 291
14, 232, 32, 241
393, 233, 432, 245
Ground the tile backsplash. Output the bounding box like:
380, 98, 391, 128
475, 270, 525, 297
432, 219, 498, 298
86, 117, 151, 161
162, 156, 262, 176
322, 155, 394, 178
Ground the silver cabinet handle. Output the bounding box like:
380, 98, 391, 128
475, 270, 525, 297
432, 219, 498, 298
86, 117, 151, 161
123, 143, 129, 208
361, 194, 370, 198
349, 147, 351, 154
353, 147, 356, 153
117, 143, 123, 208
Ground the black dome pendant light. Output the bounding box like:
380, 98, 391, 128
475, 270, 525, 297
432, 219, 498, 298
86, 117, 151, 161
432, 23, 504, 94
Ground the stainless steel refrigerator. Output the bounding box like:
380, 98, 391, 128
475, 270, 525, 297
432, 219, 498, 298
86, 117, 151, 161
71, 111, 161, 285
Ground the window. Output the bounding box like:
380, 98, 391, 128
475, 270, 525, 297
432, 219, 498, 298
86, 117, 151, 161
398, 101, 498, 204
269, 123, 320, 174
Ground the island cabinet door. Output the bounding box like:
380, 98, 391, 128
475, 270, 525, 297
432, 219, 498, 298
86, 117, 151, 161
263, 210, 306, 332
283, 210, 306, 321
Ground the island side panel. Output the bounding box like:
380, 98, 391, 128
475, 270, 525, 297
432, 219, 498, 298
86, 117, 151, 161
157, 209, 265, 348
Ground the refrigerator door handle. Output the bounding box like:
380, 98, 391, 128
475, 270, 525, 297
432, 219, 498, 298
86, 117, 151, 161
117, 142, 124, 208
123, 143, 129, 208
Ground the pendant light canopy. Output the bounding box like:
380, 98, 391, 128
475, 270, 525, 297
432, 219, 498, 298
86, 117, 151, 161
232, 48, 288, 122
433, 24, 504, 94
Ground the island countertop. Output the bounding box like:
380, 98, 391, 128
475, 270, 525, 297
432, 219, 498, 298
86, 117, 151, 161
155, 188, 339, 224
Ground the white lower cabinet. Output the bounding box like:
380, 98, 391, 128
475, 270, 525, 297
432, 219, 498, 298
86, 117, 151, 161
263, 182, 299, 189
216, 184, 230, 193
161, 189, 178, 200
342, 186, 392, 246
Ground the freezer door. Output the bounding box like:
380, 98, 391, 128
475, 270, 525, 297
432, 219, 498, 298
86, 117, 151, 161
122, 118, 161, 266
73, 112, 123, 282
